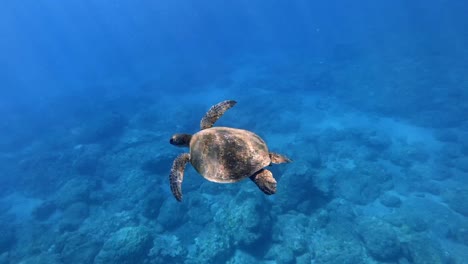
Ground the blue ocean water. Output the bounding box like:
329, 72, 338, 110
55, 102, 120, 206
1, 0, 468, 263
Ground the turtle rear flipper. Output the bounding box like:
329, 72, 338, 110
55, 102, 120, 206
200, 100, 237, 130
170, 153, 190, 202
269, 152, 291, 164
250, 169, 277, 195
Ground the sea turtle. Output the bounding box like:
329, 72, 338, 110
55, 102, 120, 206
169, 100, 291, 201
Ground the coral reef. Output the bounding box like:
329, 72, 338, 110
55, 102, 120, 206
444, 188, 468, 217
403, 234, 449, 263
94, 226, 153, 264
52, 178, 95, 209
0, 224, 15, 254
157, 198, 188, 230
148, 234, 187, 263
226, 250, 258, 264
32, 201, 57, 221
59, 232, 102, 263
356, 217, 401, 261
72, 143, 104, 175
2, 54, 468, 264
58, 202, 89, 232
379, 192, 402, 208
311, 233, 365, 264
335, 161, 393, 205
186, 226, 233, 264
213, 191, 270, 248
272, 213, 309, 256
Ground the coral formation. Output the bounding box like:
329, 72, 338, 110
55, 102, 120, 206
59, 232, 101, 263
148, 234, 187, 263
94, 226, 153, 264
356, 217, 401, 261
58, 202, 89, 232
2, 41, 468, 264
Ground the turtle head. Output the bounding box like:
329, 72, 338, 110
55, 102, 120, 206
170, 133, 192, 147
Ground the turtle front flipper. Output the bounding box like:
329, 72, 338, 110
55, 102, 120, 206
170, 153, 191, 202
269, 152, 292, 164
200, 100, 237, 130
250, 169, 277, 195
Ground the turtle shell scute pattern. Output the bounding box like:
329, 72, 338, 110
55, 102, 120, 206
190, 127, 270, 183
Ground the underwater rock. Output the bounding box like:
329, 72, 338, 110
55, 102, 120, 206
0, 224, 15, 253
149, 234, 187, 263
142, 192, 165, 220
59, 202, 89, 232
453, 157, 468, 173
402, 234, 448, 264
226, 250, 257, 264
32, 201, 57, 221
276, 161, 327, 212
380, 192, 402, 208
72, 144, 103, 175
457, 228, 468, 246
310, 208, 330, 228
364, 132, 392, 151
272, 213, 308, 256
157, 198, 187, 230
295, 137, 322, 169
433, 129, 459, 142
429, 163, 453, 181
312, 234, 364, 264
400, 196, 463, 237
336, 162, 393, 205
265, 244, 294, 264
440, 143, 461, 159
312, 168, 335, 196
420, 180, 442, 195
388, 142, 431, 167
448, 223, 468, 246
326, 199, 357, 222
320, 127, 348, 142
213, 192, 269, 248
81, 210, 140, 240
460, 138, 468, 155
406, 145, 431, 163
0, 253, 7, 264
141, 154, 174, 176
296, 253, 312, 264
388, 151, 413, 168
186, 226, 233, 264
444, 188, 468, 217
356, 217, 401, 261
53, 178, 93, 209
18, 253, 61, 264
94, 226, 153, 264
185, 193, 212, 225
60, 232, 102, 263
17, 150, 76, 196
